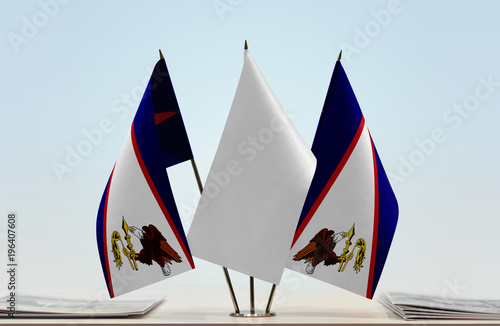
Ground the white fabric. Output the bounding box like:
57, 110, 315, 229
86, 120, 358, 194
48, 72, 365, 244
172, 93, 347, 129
286, 125, 375, 297
187, 50, 316, 284
106, 131, 193, 297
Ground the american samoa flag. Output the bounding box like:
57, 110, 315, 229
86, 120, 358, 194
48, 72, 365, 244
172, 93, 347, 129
96, 54, 195, 298
287, 56, 398, 299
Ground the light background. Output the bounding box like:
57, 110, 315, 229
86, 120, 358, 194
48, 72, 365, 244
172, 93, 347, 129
1, 0, 499, 305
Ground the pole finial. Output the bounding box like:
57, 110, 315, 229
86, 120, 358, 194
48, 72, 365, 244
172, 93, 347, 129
337, 50, 342, 61
244, 40, 248, 50
159, 49, 164, 59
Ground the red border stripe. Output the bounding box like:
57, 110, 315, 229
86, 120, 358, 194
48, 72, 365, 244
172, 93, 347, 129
154, 111, 179, 125
366, 133, 379, 299
292, 117, 366, 247
102, 165, 116, 298
130, 122, 195, 268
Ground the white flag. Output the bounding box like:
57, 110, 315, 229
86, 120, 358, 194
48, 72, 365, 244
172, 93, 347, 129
187, 50, 316, 284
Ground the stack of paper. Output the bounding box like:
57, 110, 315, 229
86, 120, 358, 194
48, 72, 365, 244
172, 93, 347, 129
380, 292, 500, 320
0, 294, 163, 318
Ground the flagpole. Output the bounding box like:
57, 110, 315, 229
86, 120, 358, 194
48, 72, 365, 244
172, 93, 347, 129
250, 276, 255, 314
190, 159, 203, 194
265, 284, 276, 314
241, 40, 277, 318
245, 39, 277, 316
244, 39, 259, 317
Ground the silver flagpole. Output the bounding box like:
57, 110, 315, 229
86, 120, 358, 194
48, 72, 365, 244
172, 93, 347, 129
232, 41, 277, 318
250, 276, 255, 314
265, 284, 277, 314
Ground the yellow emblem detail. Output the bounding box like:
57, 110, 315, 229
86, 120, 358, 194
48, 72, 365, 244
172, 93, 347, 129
121, 217, 139, 270
110, 217, 139, 271
111, 231, 123, 268
353, 238, 366, 273
337, 223, 366, 273
338, 223, 355, 272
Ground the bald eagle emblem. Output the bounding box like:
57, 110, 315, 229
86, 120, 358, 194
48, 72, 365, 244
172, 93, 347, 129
111, 217, 182, 276
292, 224, 366, 274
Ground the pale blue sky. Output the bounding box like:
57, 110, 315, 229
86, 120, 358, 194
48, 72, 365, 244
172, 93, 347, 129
1, 1, 499, 301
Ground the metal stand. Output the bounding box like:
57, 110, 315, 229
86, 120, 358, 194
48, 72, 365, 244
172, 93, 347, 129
229, 277, 276, 317
230, 311, 276, 317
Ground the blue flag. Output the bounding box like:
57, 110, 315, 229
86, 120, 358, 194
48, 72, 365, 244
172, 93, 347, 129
287, 59, 398, 299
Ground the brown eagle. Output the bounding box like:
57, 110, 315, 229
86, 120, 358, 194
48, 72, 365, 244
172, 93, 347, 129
130, 224, 182, 276
293, 228, 345, 274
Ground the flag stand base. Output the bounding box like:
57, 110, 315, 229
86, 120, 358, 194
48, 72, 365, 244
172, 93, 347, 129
230, 311, 276, 317
228, 277, 277, 317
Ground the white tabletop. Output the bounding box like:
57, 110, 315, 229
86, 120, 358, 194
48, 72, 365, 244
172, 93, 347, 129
2, 289, 500, 325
